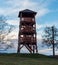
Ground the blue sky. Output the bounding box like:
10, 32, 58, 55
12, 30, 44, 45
0, 0, 58, 55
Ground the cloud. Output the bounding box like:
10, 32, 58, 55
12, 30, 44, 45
6, 20, 19, 26
0, 0, 52, 19
36, 20, 58, 40
36, 8, 50, 18
38, 48, 52, 53
36, 23, 43, 29
5, 0, 38, 9
55, 51, 58, 55
44, 21, 58, 27
36, 23, 44, 40
0, 8, 4, 15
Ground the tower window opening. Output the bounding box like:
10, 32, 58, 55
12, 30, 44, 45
34, 34, 36, 37
20, 35, 23, 37
21, 18, 24, 21
33, 24, 35, 27
21, 27, 24, 30
32, 18, 34, 21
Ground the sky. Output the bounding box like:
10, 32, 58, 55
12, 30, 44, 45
0, 0, 58, 55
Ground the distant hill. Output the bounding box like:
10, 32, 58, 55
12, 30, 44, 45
0, 53, 58, 65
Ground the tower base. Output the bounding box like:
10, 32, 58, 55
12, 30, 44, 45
17, 44, 38, 53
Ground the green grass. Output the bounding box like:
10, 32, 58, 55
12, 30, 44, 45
0, 53, 58, 65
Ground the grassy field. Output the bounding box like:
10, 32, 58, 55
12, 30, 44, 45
0, 53, 58, 65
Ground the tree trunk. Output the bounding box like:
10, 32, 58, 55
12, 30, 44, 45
53, 43, 55, 57
52, 26, 55, 57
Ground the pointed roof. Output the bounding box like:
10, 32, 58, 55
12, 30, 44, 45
20, 9, 37, 13
18, 9, 37, 17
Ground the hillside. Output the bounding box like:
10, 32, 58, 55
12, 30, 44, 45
0, 53, 58, 65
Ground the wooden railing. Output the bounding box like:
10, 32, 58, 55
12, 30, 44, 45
20, 17, 35, 23
20, 26, 35, 33
20, 37, 36, 43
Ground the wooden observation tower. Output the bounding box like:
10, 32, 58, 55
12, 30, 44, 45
18, 9, 38, 53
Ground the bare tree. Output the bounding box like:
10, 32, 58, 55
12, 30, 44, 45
0, 15, 15, 51
42, 26, 58, 56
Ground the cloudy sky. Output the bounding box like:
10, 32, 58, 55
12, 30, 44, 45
0, 0, 58, 55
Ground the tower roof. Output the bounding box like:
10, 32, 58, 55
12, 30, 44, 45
18, 9, 37, 17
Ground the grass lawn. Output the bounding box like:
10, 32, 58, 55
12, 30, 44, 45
0, 53, 58, 65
